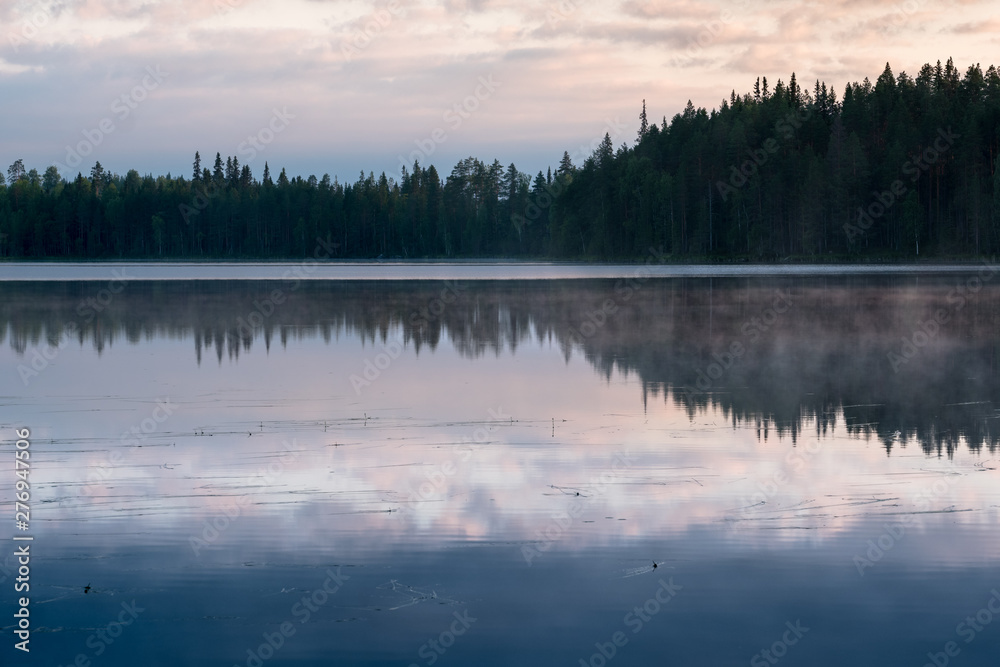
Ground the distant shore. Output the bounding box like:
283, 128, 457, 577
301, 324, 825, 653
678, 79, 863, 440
2, 260, 997, 282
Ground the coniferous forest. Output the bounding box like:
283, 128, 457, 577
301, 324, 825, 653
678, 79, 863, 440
3, 58, 999, 261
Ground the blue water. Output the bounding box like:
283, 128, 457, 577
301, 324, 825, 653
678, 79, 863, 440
1, 271, 998, 666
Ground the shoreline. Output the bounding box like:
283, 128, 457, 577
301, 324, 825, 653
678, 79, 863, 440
1, 260, 997, 282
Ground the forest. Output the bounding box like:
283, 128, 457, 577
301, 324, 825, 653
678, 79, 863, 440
2, 58, 999, 261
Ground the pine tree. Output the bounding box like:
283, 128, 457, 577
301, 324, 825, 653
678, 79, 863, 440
598, 133, 614, 167
192, 151, 201, 182
7, 159, 25, 184
558, 151, 574, 175
638, 99, 649, 141
213, 153, 224, 184
90, 162, 104, 195
42, 166, 60, 193
229, 157, 241, 187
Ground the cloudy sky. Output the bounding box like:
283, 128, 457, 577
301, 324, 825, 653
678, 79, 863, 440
1, 0, 996, 183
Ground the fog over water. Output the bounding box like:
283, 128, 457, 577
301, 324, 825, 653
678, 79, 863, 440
1, 267, 998, 666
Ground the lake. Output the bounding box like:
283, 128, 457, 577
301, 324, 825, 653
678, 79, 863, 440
2, 264, 999, 666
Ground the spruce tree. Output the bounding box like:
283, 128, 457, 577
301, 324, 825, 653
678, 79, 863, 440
558, 151, 574, 175
213, 153, 224, 184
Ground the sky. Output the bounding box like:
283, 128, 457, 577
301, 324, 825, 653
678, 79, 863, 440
1, 0, 997, 184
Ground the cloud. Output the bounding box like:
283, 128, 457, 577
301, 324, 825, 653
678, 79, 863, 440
948, 18, 1000, 33
1, 0, 997, 182
0, 57, 41, 75
618, 0, 722, 21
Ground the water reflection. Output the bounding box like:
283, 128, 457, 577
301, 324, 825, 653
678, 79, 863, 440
4, 275, 999, 454
3, 274, 1000, 666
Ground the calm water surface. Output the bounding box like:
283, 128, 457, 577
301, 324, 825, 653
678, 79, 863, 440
1, 266, 999, 666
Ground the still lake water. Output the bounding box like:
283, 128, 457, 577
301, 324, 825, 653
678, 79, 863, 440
2, 264, 999, 666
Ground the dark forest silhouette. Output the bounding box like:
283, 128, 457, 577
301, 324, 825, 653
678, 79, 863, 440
2, 58, 999, 260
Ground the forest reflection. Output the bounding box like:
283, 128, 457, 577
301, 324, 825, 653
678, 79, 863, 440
4, 275, 999, 455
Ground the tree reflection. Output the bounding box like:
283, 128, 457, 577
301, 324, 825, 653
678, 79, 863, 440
4, 275, 998, 455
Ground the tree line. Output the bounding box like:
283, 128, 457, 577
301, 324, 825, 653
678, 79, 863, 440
2, 58, 998, 260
